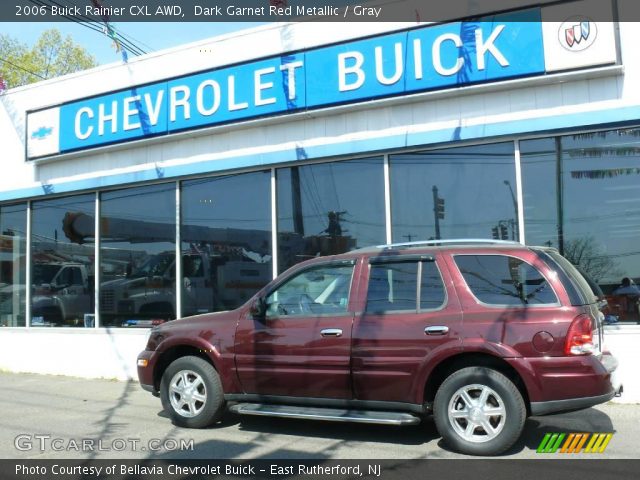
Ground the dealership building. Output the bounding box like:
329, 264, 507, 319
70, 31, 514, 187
0, 1, 638, 401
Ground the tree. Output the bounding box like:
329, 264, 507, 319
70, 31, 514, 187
563, 236, 621, 283
0, 29, 97, 89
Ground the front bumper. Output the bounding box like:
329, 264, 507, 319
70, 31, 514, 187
137, 350, 158, 395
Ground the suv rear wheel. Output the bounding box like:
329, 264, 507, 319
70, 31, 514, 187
434, 367, 526, 456
160, 356, 225, 428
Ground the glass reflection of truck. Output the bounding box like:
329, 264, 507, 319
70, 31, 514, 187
99, 251, 271, 325
31, 262, 92, 326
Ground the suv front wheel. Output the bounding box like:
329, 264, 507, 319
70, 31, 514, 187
160, 356, 225, 428
434, 367, 526, 456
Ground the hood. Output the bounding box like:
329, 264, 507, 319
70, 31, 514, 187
147, 308, 240, 351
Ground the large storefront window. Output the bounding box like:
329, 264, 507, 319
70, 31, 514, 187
519, 138, 558, 248
390, 143, 517, 242
100, 184, 176, 327
0, 204, 27, 327
181, 172, 272, 314
522, 128, 640, 323
31, 195, 95, 327
276, 158, 386, 272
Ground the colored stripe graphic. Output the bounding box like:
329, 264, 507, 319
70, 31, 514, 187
537, 433, 613, 454
537, 433, 566, 453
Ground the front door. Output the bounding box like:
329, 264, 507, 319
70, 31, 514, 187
235, 261, 357, 399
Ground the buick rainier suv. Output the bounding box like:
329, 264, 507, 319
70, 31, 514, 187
138, 240, 621, 456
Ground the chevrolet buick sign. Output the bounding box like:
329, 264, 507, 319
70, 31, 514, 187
26, 4, 618, 160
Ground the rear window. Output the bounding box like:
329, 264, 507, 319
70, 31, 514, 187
454, 254, 558, 306
535, 249, 598, 306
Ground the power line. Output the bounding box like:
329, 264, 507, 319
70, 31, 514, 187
27, 0, 148, 57
0, 57, 46, 80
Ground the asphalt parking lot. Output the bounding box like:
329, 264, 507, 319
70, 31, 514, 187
0, 371, 638, 460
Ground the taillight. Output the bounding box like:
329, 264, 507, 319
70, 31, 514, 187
564, 314, 595, 355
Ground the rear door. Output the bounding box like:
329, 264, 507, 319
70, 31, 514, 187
352, 254, 463, 403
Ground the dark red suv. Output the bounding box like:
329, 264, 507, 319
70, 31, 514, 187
137, 240, 621, 455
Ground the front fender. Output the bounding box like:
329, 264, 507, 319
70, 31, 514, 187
154, 336, 239, 393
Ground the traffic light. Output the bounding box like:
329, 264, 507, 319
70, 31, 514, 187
492, 226, 499, 239
500, 223, 509, 240
435, 197, 445, 220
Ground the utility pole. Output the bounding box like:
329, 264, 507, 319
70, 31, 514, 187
503, 180, 518, 241
290, 167, 304, 235
433, 186, 445, 240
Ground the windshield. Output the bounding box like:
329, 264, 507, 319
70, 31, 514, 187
131, 253, 175, 278
32, 264, 62, 285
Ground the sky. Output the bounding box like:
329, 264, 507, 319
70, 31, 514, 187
0, 22, 264, 65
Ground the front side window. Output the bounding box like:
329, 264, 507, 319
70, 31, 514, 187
455, 255, 557, 306
265, 264, 354, 317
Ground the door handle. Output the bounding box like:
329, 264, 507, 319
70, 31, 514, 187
424, 326, 449, 335
321, 328, 343, 337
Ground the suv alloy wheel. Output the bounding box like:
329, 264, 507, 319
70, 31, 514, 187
160, 356, 225, 428
434, 367, 526, 456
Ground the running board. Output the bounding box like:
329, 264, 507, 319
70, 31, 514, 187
229, 403, 421, 426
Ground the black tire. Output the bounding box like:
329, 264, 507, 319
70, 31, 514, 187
41, 306, 63, 326
433, 367, 526, 456
160, 356, 225, 428
139, 302, 174, 321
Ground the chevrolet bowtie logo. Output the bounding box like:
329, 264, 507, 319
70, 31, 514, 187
31, 126, 53, 140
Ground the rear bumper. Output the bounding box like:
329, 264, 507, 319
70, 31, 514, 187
507, 351, 620, 415
530, 390, 615, 415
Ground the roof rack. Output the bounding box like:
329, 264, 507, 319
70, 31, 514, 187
375, 239, 522, 249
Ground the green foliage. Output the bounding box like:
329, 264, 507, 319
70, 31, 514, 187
0, 29, 97, 89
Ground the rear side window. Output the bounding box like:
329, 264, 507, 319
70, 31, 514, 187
367, 262, 418, 312
366, 259, 446, 313
536, 249, 597, 306
421, 261, 446, 310
455, 255, 558, 306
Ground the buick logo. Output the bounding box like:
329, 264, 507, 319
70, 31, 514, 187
558, 17, 597, 52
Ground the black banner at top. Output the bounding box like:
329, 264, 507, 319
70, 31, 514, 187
0, 0, 628, 22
